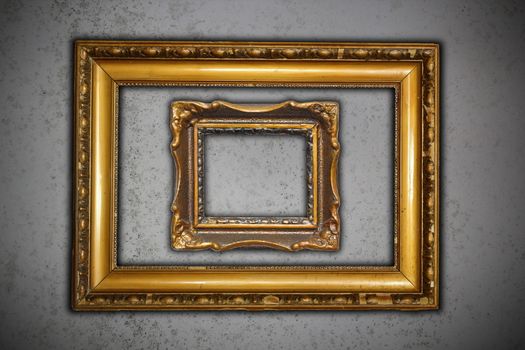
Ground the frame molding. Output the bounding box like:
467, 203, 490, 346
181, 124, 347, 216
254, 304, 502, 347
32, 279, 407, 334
170, 100, 341, 251
73, 41, 439, 310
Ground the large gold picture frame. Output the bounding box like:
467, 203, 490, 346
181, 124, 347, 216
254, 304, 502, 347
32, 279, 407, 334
73, 41, 440, 310
170, 100, 340, 252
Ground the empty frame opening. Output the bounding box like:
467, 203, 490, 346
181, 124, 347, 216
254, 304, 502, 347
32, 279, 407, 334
203, 132, 308, 217
118, 87, 394, 265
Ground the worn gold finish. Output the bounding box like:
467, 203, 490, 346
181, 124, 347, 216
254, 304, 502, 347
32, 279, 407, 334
169, 100, 339, 251
73, 41, 440, 310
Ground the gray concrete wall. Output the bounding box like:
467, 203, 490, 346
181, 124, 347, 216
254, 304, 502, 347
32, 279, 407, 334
1, 0, 524, 349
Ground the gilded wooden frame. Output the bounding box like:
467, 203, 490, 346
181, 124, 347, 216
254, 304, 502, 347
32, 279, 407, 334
170, 100, 340, 251
73, 41, 440, 310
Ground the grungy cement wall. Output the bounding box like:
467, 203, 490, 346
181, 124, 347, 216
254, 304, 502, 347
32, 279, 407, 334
1, 0, 525, 349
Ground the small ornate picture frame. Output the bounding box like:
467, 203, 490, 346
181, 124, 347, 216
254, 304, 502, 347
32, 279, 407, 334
170, 100, 340, 251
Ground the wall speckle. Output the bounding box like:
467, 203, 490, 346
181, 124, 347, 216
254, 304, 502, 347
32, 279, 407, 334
1, 0, 525, 349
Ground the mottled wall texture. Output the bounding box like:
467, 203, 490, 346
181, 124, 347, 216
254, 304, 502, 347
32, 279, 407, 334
1, 0, 525, 349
